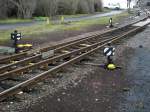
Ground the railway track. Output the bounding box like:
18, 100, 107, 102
0, 16, 147, 65
0, 17, 149, 102
0, 17, 147, 73
0, 26, 135, 75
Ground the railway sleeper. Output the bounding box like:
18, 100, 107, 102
0, 20, 149, 102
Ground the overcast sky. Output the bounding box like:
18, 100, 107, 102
102, 0, 135, 9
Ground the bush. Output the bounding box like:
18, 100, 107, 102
0, 0, 103, 19
35, 0, 58, 16
0, 0, 9, 19
57, 0, 78, 15
94, 0, 103, 12
76, 0, 90, 14
76, 0, 102, 14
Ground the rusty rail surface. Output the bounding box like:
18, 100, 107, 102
0, 26, 135, 80
0, 17, 146, 75
0, 27, 133, 74
0, 20, 149, 101
0, 16, 147, 65
0, 52, 27, 64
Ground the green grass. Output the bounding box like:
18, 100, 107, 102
0, 23, 61, 43
0, 19, 32, 24
58, 14, 89, 19
61, 11, 130, 31
0, 8, 111, 24
0, 11, 130, 44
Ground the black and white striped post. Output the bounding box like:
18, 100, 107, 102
103, 43, 116, 69
83, 43, 120, 70
11, 30, 22, 53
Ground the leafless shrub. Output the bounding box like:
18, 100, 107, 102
0, 0, 9, 19
94, 0, 103, 12
35, 0, 58, 17
7, 0, 37, 18
57, 0, 79, 15
0, 0, 103, 19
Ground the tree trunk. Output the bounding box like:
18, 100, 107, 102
8, 0, 37, 19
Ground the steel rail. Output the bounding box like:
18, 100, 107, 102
0, 52, 27, 64
0, 20, 149, 101
0, 25, 140, 81
0, 28, 119, 71
0, 54, 41, 74
0, 31, 109, 72
0, 29, 120, 73
0, 26, 135, 74
0, 22, 147, 82
0, 29, 114, 64
0, 22, 148, 101
0, 16, 147, 64
0, 17, 148, 80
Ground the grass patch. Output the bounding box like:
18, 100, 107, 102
0, 23, 62, 43
62, 11, 130, 31
58, 14, 89, 19
0, 11, 130, 44
0, 19, 32, 24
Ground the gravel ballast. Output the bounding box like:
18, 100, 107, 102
0, 13, 149, 112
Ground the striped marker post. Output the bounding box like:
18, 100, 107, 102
103, 46, 115, 65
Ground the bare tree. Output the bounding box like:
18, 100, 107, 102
43, 0, 58, 16
0, 0, 103, 19
0, 0, 9, 18
57, 0, 79, 15
35, 0, 58, 17
136, 0, 141, 7
94, 0, 103, 12
127, 0, 132, 12
87, 0, 95, 13
77, 0, 90, 14
7, 0, 37, 18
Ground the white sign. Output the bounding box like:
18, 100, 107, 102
104, 47, 115, 56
